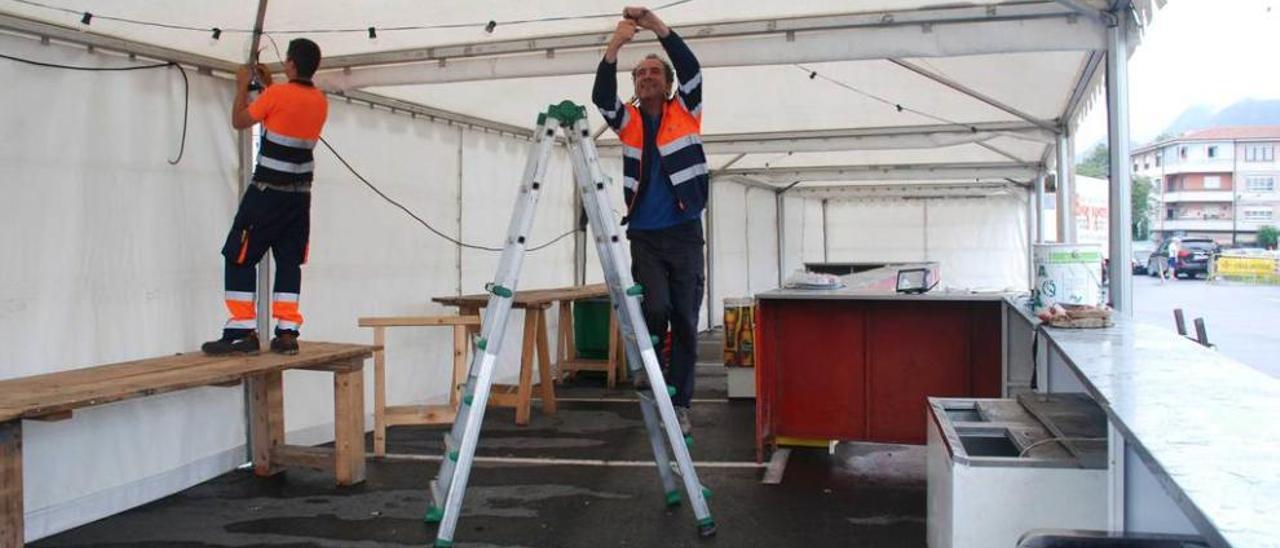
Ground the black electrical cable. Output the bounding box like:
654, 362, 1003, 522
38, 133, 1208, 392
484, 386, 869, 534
260, 33, 573, 254
14, 0, 693, 35
319, 136, 576, 253
1, 52, 189, 165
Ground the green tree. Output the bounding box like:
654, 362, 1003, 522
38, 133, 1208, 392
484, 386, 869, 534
1131, 175, 1153, 240
1074, 143, 1154, 240
1076, 143, 1109, 178
1258, 225, 1279, 249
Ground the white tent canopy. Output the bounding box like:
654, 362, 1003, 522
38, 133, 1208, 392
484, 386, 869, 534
0, 0, 1156, 541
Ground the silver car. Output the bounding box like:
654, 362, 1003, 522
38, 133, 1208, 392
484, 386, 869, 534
1131, 240, 1156, 274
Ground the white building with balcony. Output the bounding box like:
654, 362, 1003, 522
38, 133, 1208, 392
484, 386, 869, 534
1132, 126, 1280, 245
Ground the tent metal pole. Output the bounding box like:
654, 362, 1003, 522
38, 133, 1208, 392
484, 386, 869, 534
1106, 4, 1134, 315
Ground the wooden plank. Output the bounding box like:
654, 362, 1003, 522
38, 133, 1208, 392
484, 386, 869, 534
303, 359, 364, 373
249, 372, 285, 477
515, 311, 539, 426
434, 283, 608, 309
210, 379, 243, 388
0, 421, 22, 548
489, 385, 521, 407
557, 301, 573, 383
271, 445, 334, 472
358, 315, 481, 327
535, 308, 557, 415
761, 447, 791, 485
0, 342, 375, 422
373, 326, 387, 457
28, 410, 73, 422
558, 359, 613, 373
606, 310, 618, 388
333, 364, 366, 485
385, 404, 457, 426
2, 342, 371, 415
451, 325, 467, 407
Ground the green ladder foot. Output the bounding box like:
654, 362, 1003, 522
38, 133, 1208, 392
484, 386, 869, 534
424, 506, 444, 523
665, 490, 681, 507
697, 517, 717, 537
434, 539, 454, 548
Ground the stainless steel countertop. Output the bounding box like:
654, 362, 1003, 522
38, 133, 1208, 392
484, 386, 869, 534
1038, 317, 1280, 547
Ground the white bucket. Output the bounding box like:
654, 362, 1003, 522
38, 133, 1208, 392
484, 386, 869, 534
1032, 243, 1103, 311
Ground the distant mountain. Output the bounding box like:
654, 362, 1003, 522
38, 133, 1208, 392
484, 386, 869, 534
1079, 99, 1280, 159
1150, 98, 1280, 143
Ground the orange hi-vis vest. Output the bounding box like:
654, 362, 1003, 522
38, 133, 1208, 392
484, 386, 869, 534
613, 97, 708, 218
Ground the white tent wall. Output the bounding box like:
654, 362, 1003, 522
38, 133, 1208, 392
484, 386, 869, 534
289, 99, 465, 445
827, 200, 927, 263
0, 34, 245, 541
460, 130, 577, 383
924, 196, 1031, 290
825, 195, 1030, 290
780, 195, 809, 279
746, 187, 781, 295
706, 181, 779, 327
802, 199, 826, 264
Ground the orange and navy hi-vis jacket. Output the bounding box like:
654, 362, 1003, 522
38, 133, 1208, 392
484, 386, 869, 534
248, 80, 328, 184
592, 30, 707, 224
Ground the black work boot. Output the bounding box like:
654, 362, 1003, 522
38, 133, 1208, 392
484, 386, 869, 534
271, 330, 300, 355
201, 332, 260, 356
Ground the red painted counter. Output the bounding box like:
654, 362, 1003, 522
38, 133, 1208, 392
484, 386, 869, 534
755, 291, 1006, 459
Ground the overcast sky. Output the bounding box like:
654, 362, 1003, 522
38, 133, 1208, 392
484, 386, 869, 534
1075, 0, 1280, 149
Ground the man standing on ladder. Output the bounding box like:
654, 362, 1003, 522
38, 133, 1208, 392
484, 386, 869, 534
203, 39, 327, 356
593, 6, 708, 435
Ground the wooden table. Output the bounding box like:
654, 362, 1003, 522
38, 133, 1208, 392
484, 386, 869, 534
434, 284, 622, 425
0, 342, 376, 545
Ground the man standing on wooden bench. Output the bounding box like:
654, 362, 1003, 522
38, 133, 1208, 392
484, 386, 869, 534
204, 38, 328, 356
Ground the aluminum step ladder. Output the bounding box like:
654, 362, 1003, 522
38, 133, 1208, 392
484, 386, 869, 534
424, 101, 715, 547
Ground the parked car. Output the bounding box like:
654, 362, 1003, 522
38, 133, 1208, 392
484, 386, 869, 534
1131, 240, 1156, 274
1148, 238, 1219, 279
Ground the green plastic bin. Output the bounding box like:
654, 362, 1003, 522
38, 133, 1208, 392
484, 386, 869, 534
573, 297, 612, 360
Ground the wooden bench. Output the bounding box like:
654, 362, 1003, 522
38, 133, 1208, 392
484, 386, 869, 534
0, 341, 376, 546
434, 284, 623, 425
357, 315, 481, 456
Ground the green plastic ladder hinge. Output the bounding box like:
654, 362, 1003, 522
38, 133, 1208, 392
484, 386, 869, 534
463, 394, 474, 406
547, 100, 586, 125
476, 337, 488, 351
666, 385, 677, 397
488, 284, 513, 298
626, 284, 645, 296
448, 450, 459, 462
